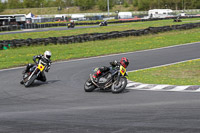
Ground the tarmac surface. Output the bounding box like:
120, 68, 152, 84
0, 42, 200, 133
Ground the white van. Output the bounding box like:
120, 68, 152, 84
71, 14, 86, 21
118, 12, 132, 19
148, 9, 174, 18
55, 14, 67, 21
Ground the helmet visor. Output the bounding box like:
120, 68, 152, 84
46, 55, 51, 59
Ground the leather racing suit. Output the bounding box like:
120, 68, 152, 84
21, 55, 51, 83
92, 60, 120, 80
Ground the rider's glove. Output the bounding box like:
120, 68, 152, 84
45, 63, 51, 72
45, 67, 50, 72
110, 60, 118, 66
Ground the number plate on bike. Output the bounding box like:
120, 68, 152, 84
120, 65, 126, 76
37, 64, 45, 71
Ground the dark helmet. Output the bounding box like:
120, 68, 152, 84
120, 57, 129, 68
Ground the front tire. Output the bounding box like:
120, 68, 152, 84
84, 79, 96, 92
24, 75, 37, 87
111, 77, 127, 93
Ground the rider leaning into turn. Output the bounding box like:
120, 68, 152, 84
20, 51, 52, 84
92, 57, 129, 81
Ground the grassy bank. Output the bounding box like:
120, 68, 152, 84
128, 59, 200, 85
0, 5, 135, 15
1, 18, 200, 41
0, 27, 199, 69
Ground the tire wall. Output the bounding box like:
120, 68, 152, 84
0, 22, 200, 50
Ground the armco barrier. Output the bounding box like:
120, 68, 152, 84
0, 22, 200, 50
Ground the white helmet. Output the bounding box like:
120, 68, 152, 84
44, 51, 51, 59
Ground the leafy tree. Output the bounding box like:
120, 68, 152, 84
2, 0, 200, 11
34, 0, 46, 7
74, 0, 95, 10
194, 0, 200, 9
0, 1, 5, 12
98, 0, 114, 11
23, 0, 45, 8
137, 0, 151, 10
173, 0, 181, 10
23, 0, 36, 8
133, 0, 138, 7
7, 0, 22, 9
63, 0, 74, 6
42, 0, 54, 7
123, 1, 129, 8
53, 0, 65, 7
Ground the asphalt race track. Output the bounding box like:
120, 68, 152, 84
0, 24, 127, 35
0, 42, 200, 133
0, 25, 98, 35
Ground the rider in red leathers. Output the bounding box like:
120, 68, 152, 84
92, 57, 129, 81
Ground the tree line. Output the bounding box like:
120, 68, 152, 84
0, 0, 200, 12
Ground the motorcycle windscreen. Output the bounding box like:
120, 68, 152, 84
120, 65, 126, 76
37, 64, 45, 71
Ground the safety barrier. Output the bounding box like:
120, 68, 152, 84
0, 25, 21, 32
0, 22, 200, 50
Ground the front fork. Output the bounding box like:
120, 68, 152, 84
27, 68, 40, 81
115, 72, 128, 85
115, 72, 121, 85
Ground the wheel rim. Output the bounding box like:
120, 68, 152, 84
113, 78, 125, 91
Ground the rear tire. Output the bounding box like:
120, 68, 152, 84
111, 77, 127, 93
84, 79, 96, 92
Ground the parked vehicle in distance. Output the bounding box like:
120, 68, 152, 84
70, 14, 86, 22
55, 14, 67, 22
148, 9, 174, 18
118, 12, 133, 19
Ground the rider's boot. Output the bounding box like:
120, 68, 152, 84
20, 80, 24, 84
22, 64, 31, 74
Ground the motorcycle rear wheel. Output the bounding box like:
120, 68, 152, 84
111, 77, 127, 93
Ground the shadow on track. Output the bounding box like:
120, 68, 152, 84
29, 80, 60, 88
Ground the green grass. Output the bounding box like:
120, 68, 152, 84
0, 5, 136, 15
128, 59, 200, 85
0, 27, 199, 69
0, 18, 200, 41
1, 5, 200, 15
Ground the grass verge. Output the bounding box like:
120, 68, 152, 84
128, 59, 200, 85
0, 27, 199, 69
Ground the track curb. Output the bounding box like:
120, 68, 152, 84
127, 80, 200, 92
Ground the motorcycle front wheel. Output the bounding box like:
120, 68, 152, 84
84, 79, 96, 92
24, 74, 37, 87
111, 77, 127, 93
